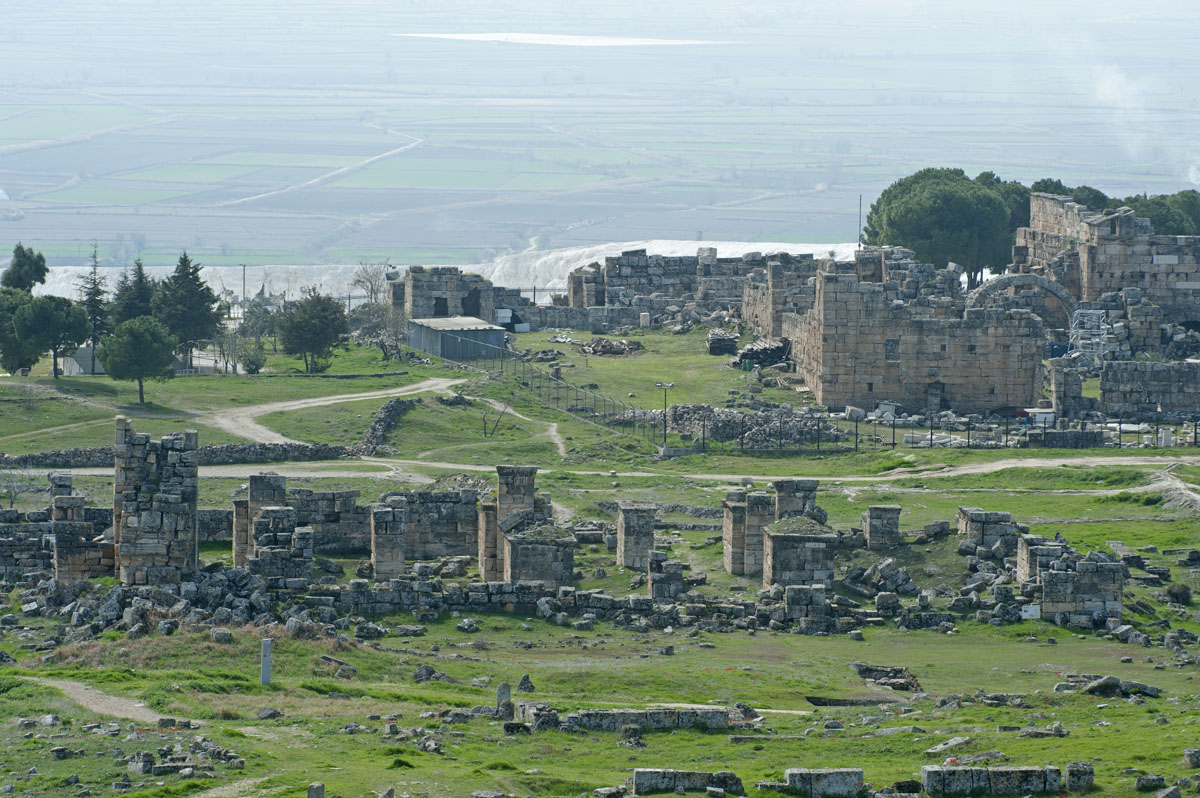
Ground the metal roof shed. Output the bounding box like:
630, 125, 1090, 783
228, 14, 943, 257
407, 316, 506, 361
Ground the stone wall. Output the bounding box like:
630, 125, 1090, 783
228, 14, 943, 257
921, 764, 1063, 796
50, 496, 112, 583
784, 271, 1044, 413
246, 507, 313, 584
380, 490, 478, 560
370, 500, 406, 580
762, 533, 836, 589
1100, 360, 1200, 417
0, 442, 348, 471
629, 769, 743, 796
502, 528, 575, 589
1015, 193, 1200, 314
113, 417, 199, 586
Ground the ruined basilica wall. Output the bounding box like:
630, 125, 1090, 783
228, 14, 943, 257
785, 273, 1043, 412
1016, 194, 1200, 312
1100, 360, 1200, 416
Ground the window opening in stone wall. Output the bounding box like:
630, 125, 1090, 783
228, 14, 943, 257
884, 339, 899, 360
433, 297, 449, 317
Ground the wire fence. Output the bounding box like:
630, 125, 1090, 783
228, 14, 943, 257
425, 327, 1200, 454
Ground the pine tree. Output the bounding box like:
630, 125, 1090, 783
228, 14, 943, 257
1, 244, 48, 292
76, 246, 110, 374
152, 252, 221, 369
110, 258, 157, 326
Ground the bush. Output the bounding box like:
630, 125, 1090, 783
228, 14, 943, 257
1167, 583, 1192, 605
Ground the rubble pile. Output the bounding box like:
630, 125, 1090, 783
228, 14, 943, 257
731, 337, 790, 368
613, 404, 845, 448
705, 328, 739, 355
580, 337, 644, 356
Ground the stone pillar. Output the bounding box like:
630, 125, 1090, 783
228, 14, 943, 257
863, 505, 901, 549
744, 492, 773, 574
232, 499, 250, 568
497, 465, 538, 522
48, 471, 73, 500
370, 498, 406, 581
248, 474, 288, 523
722, 490, 747, 575
616, 502, 656, 571
478, 501, 502, 582
771, 479, 818, 521
113, 418, 199, 586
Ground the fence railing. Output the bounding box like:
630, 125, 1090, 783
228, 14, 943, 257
418, 327, 1200, 455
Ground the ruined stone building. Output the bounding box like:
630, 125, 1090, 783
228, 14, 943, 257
1013, 192, 1200, 320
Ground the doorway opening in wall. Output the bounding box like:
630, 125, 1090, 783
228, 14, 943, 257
926, 381, 946, 411
463, 287, 481, 317
433, 297, 449, 317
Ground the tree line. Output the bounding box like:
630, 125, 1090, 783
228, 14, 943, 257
862, 168, 1200, 288
0, 245, 361, 402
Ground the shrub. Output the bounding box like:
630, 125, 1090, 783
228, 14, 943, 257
1167, 583, 1192, 605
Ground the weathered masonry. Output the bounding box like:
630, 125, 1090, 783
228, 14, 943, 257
784, 269, 1043, 413
1014, 192, 1200, 320
114, 417, 199, 585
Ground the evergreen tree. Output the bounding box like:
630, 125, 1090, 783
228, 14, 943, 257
110, 258, 158, 326
76, 246, 110, 374
12, 296, 90, 379
0, 289, 41, 374
864, 168, 1010, 289
277, 288, 349, 373
152, 252, 221, 369
98, 317, 177, 404
1, 244, 48, 292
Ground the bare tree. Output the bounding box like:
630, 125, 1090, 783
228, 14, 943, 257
352, 262, 391, 305
0, 467, 40, 509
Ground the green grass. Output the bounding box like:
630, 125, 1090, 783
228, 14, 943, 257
259, 396, 392, 446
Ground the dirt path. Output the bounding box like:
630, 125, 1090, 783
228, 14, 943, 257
202, 377, 466, 444
32, 678, 167, 724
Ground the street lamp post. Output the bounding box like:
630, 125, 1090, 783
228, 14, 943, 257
655, 382, 674, 447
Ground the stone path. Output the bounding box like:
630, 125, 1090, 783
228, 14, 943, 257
31, 677, 166, 724
201, 377, 466, 444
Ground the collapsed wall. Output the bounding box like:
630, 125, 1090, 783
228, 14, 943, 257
1015, 193, 1200, 316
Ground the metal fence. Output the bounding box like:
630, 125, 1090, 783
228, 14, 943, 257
422, 328, 1200, 454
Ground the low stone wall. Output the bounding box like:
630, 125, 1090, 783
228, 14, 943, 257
630, 768, 743, 796
0, 442, 349, 470
920, 764, 1064, 796
565, 708, 733, 732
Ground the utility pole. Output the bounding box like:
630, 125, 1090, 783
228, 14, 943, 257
655, 382, 674, 447
241, 263, 246, 311
858, 194, 863, 249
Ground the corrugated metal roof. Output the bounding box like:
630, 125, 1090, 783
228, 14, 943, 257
410, 316, 504, 331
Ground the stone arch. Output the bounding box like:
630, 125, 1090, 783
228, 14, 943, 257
964, 273, 1078, 327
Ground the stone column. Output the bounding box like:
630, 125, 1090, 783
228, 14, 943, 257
232, 499, 250, 568
478, 502, 501, 581
744, 492, 773, 574
863, 505, 901, 549
722, 490, 747, 575
616, 502, 655, 571
497, 465, 538, 521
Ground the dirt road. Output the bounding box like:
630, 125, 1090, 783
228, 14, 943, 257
202, 377, 466, 444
